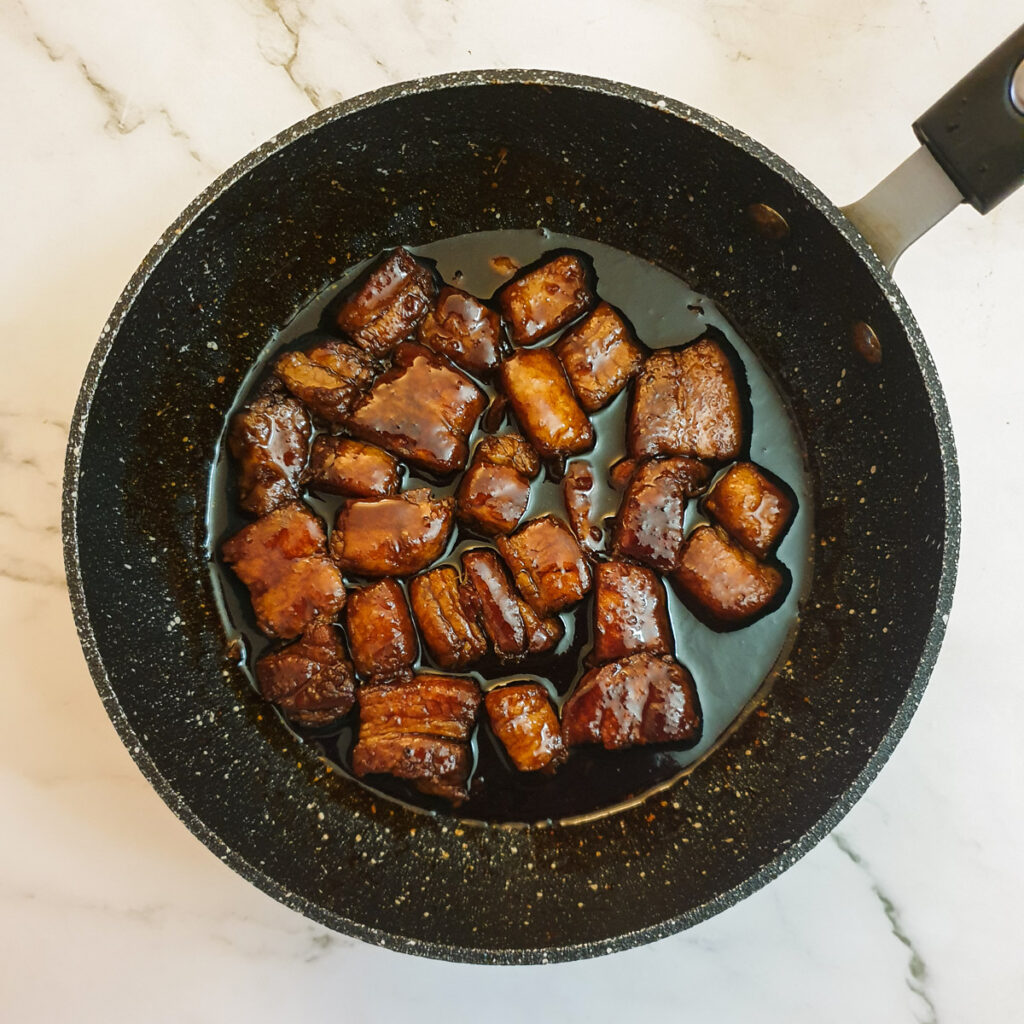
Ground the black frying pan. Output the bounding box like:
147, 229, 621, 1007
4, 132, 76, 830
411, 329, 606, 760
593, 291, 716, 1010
63, 28, 1024, 963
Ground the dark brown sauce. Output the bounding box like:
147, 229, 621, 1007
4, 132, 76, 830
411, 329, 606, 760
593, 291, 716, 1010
206, 229, 813, 824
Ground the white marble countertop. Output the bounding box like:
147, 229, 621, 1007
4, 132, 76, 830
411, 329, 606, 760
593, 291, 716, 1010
2, 0, 1022, 1019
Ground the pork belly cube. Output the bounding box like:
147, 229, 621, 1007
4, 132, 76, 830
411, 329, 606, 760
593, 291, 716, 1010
592, 561, 673, 665
345, 578, 417, 681
417, 285, 502, 377
221, 502, 346, 639
485, 684, 567, 772
498, 253, 596, 346
461, 549, 529, 662
228, 377, 312, 516
352, 674, 481, 803
562, 461, 603, 552
517, 595, 565, 656
333, 247, 438, 358
305, 436, 401, 498
496, 514, 592, 616
455, 434, 540, 538
410, 567, 487, 670
553, 301, 646, 412
330, 489, 454, 577
562, 652, 702, 750
344, 342, 486, 475
628, 336, 745, 462
255, 620, 355, 726
274, 337, 377, 425
499, 348, 594, 460
672, 524, 786, 629
612, 457, 711, 572
607, 457, 639, 491
703, 461, 795, 557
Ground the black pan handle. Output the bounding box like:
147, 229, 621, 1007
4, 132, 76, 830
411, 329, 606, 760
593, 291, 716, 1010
843, 25, 1024, 271
913, 24, 1024, 215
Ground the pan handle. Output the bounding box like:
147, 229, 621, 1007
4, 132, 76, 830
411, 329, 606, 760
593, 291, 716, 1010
842, 24, 1024, 271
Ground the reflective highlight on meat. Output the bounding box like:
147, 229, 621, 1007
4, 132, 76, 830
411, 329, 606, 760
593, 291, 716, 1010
591, 561, 673, 665
455, 433, 540, 537
273, 338, 378, 425
702, 461, 794, 557
410, 566, 487, 670
305, 435, 401, 498
498, 253, 595, 345
417, 285, 502, 377
344, 578, 417, 681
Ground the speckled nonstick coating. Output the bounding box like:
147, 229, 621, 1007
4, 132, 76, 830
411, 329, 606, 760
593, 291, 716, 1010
62, 70, 958, 964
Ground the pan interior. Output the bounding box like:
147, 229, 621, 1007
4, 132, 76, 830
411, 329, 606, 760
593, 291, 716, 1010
67, 76, 955, 960
206, 228, 814, 824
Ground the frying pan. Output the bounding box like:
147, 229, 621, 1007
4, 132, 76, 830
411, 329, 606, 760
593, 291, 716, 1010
63, 28, 1024, 963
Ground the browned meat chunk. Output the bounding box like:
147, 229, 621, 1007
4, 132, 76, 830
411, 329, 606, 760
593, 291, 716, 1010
607, 457, 638, 490
333, 247, 437, 358
410, 567, 487, 670
612, 457, 711, 571
455, 434, 540, 538
344, 342, 486, 475
228, 377, 312, 516
345, 578, 417, 681
255, 620, 355, 726
274, 338, 377, 425
592, 561, 673, 665
485, 684, 567, 772
628, 337, 745, 462
417, 285, 502, 377
562, 461, 603, 552
553, 302, 646, 412
221, 502, 346, 639
672, 524, 785, 629
498, 253, 595, 346
305, 436, 401, 498
499, 348, 594, 460
496, 515, 592, 616
352, 674, 481, 802
330, 489, 454, 577
702, 461, 795, 557
562, 653, 702, 750
518, 596, 565, 655
461, 549, 529, 662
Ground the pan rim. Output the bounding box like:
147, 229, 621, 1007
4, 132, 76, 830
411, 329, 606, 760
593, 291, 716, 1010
61, 67, 960, 964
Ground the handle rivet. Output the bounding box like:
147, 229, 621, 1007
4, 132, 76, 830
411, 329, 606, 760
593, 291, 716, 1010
1011, 59, 1024, 115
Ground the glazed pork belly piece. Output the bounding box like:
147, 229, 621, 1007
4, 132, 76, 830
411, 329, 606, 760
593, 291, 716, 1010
228, 377, 312, 516
305, 435, 401, 498
499, 348, 594, 460
456, 433, 540, 537
498, 253, 596, 346
607, 457, 639, 491
221, 502, 346, 639
628, 336, 745, 462
331, 489, 454, 577
409, 567, 487, 670
702, 461, 795, 557
561, 461, 603, 552
553, 301, 646, 412
562, 652, 702, 750
612, 456, 711, 571
345, 578, 417, 681
417, 285, 502, 377
672, 524, 786, 629
352, 674, 482, 803
591, 561, 673, 665
255, 620, 356, 726
496, 514, 593, 616
462, 548, 564, 658
273, 337, 377, 425
344, 342, 486, 475
484, 684, 567, 773
332, 247, 438, 358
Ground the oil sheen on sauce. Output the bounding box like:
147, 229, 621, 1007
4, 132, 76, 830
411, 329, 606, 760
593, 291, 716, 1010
206, 228, 813, 825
